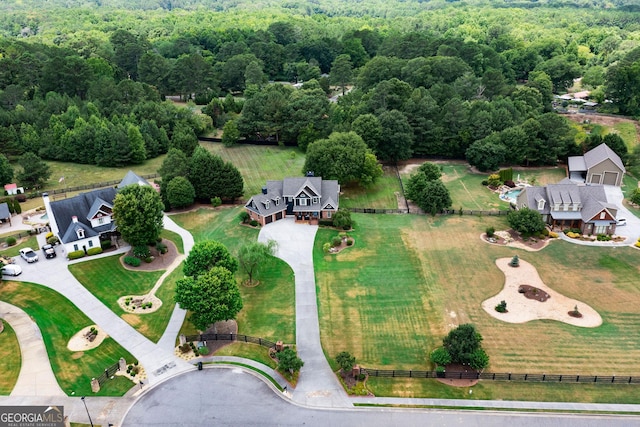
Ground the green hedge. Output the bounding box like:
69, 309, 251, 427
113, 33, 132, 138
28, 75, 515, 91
87, 247, 103, 256
100, 240, 113, 250
68, 250, 85, 260
124, 256, 141, 267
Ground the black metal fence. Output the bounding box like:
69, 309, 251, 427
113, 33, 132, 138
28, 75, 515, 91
95, 361, 121, 386
47, 173, 160, 196
360, 367, 640, 384
347, 207, 511, 216
184, 333, 278, 350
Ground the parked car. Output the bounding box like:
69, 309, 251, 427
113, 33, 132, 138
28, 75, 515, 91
19, 247, 39, 263
1, 264, 22, 276
42, 244, 56, 259
616, 218, 627, 226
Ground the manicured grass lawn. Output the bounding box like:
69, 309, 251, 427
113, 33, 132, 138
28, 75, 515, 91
605, 122, 638, 152
0, 280, 134, 396
160, 229, 184, 254
214, 342, 277, 369
171, 206, 295, 343
366, 377, 640, 404
339, 166, 402, 210
0, 321, 21, 394
400, 163, 567, 212
622, 173, 640, 217
69, 256, 168, 342
316, 213, 640, 400
0, 235, 40, 255
200, 143, 305, 199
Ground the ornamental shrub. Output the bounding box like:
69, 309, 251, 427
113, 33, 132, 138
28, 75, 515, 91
211, 196, 222, 207
124, 256, 141, 267
100, 240, 113, 249
156, 242, 167, 254
322, 242, 331, 253
198, 346, 210, 356
87, 247, 103, 256
331, 236, 342, 247
495, 300, 507, 313
133, 245, 150, 258
68, 250, 85, 260
429, 347, 452, 366
238, 211, 250, 224
250, 220, 259, 227
46, 232, 53, 239
47, 236, 59, 245
5, 236, 16, 246
485, 227, 495, 238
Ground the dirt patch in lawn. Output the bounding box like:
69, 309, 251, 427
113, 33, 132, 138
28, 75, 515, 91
563, 113, 640, 135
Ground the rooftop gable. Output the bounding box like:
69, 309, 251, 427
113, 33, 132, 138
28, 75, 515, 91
584, 143, 625, 173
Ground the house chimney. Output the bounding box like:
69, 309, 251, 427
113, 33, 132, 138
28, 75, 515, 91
72, 216, 78, 223
42, 192, 60, 237
306, 171, 314, 177
262, 187, 268, 195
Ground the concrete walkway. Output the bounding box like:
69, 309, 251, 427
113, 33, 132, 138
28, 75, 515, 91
259, 218, 352, 408
0, 302, 65, 396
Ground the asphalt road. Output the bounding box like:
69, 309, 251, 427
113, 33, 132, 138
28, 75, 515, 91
122, 368, 640, 427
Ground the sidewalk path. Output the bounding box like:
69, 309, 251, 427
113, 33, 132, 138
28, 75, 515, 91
259, 218, 352, 408
0, 302, 65, 396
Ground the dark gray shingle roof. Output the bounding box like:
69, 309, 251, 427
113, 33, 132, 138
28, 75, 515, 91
50, 188, 117, 243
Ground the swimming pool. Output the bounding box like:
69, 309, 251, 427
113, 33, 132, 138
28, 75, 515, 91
499, 189, 522, 204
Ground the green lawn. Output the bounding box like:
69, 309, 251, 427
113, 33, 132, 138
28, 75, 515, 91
316, 213, 640, 401
622, 173, 640, 217
0, 280, 134, 396
0, 235, 40, 255
160, 229, 184, 254
339, 166, 402, 210
200, 143, 305, 199
605, 122, 639, 152
400, 164, 567, 212
214, 342, 277, 369
0, 321, 21, 394
69, 256, 168, 342
366, 378, 640, 404
171, 206, 295, 343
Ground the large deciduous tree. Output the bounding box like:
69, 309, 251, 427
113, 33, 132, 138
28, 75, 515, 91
303, 132, 382, 187
465, 134, 507, 172
112, 184, 164, 247
166, 176, 195, 209
442, 323, 489, 370
188, 146, 244, 202
276, 347, 304, 374
175, 266, 243, 331
507, 207, 546, 236
377, 110, 413, 163
183, 240, 238, 278
0, 154, 14, 186
17, 152, 51, 189
408, 178, 452, 216
237, 240, 277, 286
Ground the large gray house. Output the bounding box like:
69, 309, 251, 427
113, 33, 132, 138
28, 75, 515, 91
516, 178, 618, 235
567, 143, 625, 186
245, 176, 340, 226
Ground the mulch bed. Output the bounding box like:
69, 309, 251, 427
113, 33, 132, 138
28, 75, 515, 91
518, 285, 550, 302
120, 239, 179, 272
482, 233, 506, 245
436, 363, 480, 387
329, 237, 355, 254
508, 229, 549, 250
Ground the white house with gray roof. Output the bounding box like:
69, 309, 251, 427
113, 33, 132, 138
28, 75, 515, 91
245, 176, 340, 226
516, 178, 618, 235
43, 171, 149, 256
567, 143, 625, 186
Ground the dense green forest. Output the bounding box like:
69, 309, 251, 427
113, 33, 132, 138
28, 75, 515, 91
1, 0, 640, 183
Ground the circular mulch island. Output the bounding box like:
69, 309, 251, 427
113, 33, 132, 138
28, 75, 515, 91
518, 285, 550, 302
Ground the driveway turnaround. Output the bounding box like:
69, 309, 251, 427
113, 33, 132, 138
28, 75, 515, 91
0, 301, 65, 396
604, 185, 640, 242
122, 367, 640, 427
259, 218, 352, 408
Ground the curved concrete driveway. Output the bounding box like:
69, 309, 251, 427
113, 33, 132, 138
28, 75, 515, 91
0, 301, 65, 396
604, 185, 640, 243
259, 218, 351, 408
6, 214, 196, 388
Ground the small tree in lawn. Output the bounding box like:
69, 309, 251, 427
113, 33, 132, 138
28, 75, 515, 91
237, 240, 277, 286
183, 240, 238, 278
277, 347, 304, 375
429, 347, 452, 367
335, 351, 357, 375
174, 266, 243, 331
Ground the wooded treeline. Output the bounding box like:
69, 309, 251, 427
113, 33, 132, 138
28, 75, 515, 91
1, 0, 640, 171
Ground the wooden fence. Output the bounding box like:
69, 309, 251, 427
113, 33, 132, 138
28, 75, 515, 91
184, 333, 278, 350
95, 360, 121, 386
360, 367, 640, 384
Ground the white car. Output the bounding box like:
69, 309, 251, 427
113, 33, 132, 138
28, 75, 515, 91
616, 218, 627, 226
1, 264, 22, 276
19, 247, 39, 263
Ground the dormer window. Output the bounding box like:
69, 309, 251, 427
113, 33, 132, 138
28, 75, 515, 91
275, 197, 280, 206
537, 199, 545, 210
265, 200, 270, 209
76, 228, 85, 239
